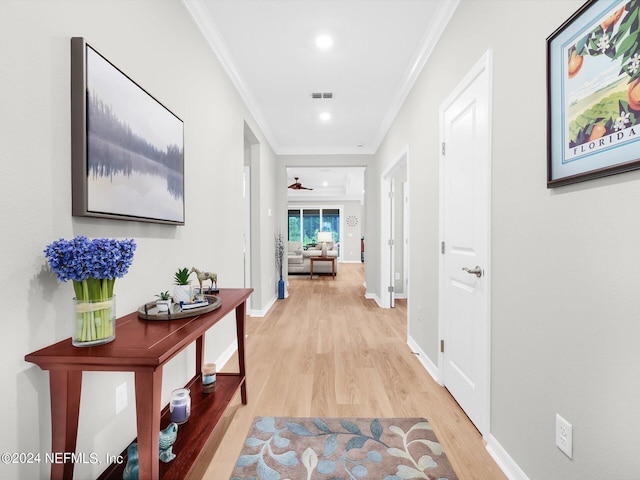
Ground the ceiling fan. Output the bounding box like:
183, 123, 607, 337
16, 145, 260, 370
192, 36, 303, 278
288, 177, 313, 190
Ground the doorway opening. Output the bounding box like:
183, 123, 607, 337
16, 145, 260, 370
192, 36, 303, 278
286, 166, 366, 267
244, 123, 259, 312
380, 148, 409, 309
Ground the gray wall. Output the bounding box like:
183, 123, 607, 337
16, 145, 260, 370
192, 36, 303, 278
0, 1, 275, 478
377, 0, 640, 478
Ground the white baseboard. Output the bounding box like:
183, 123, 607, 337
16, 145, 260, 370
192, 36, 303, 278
364, 291, 382, 307
485, 434, 530, 480
407, 335, 439, 381
248, 294, 277, 317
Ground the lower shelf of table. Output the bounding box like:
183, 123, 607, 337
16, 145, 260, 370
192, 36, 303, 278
98, 373, 245, 480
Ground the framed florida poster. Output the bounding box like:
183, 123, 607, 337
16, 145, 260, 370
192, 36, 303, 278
547, 0, 640, 187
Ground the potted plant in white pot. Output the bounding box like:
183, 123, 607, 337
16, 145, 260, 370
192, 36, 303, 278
155, 291, 172, 312
173, 267, 193, 304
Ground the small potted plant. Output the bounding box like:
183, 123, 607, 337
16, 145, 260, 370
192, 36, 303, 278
155, 291, 172, 312
173, 267, 193, 304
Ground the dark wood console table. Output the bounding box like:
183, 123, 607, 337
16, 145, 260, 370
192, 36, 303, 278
25, 288, 252, 480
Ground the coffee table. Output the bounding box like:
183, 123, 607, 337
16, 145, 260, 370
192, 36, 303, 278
309, 256, 336, 279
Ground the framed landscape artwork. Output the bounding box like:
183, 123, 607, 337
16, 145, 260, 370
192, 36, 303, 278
71, 37, 185, 224
547, 0, 640, 187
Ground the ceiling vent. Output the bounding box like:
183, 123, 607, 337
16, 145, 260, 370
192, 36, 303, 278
311, 92, 333, 99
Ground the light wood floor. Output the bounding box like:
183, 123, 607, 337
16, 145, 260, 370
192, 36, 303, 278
195, 263, 506, 480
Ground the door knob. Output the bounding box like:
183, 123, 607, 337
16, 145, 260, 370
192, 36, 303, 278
462, 266, 482, 278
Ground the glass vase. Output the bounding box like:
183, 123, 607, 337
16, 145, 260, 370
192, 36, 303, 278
72, 296, 116, 347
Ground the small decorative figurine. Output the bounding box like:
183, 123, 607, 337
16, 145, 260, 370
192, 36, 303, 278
190, 267, 218, 293
159, 422, 179, 463
122, 443, 139, 480
122, 422, 179, 479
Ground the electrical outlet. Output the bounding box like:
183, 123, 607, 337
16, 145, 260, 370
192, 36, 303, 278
115, 382, 128, 415
395, 272, 400, 280
417, 305, 422, 322
555, 413, 573, 459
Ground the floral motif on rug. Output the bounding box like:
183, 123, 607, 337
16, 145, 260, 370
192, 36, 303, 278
230, 416, 458, 480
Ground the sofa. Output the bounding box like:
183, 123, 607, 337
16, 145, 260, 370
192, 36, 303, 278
288, 241, 339, 275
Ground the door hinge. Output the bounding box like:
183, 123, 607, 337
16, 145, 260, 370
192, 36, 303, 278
440, 339, 445, 353
441, 142, 445, 155
441, 241, 445, 254
388, 239, 395, 246
388, 190, 394, 199
388, 285, 394, 293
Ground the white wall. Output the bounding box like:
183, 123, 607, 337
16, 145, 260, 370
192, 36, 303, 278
377, 0, 640, 478
0, 1, 274, 478
341, 201, 363, 263
245, 125, 279, 314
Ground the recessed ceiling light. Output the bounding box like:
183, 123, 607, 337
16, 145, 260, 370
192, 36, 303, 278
319, 112, 331, 122
315, 34, 333, 49
322, 181, 329, 187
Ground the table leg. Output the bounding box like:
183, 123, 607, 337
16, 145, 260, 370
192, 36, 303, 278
196, 335, 204, 377
134, 368, 163, 480
310, 259, 314, 279
49, 370, 82, 480
236, 301, 248, 405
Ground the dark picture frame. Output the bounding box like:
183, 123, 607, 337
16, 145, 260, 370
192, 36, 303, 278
71, 37, 185, 224
547, 0, 640, 187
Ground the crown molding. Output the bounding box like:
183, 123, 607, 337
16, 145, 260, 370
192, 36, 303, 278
371, 0, 460, 152
277, 145, 377, 156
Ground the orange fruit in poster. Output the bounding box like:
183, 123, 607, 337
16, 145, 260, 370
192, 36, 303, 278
628, 78, 640, 111
602, 6, 625, 30
568, 49, 583, 79
589, 123, 606, 141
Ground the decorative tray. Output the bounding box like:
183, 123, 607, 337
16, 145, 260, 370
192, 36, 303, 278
137, 295, 222, 321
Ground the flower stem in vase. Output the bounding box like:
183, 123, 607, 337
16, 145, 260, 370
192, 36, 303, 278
72, 279, 116, 346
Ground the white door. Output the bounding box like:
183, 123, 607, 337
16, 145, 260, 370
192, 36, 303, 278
439, 51, 492, 435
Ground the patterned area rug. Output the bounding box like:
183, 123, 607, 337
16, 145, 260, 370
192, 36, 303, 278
230, 416, 458, 480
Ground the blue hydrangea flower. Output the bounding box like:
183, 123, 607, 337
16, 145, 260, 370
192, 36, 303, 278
44, 236, 136, 283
